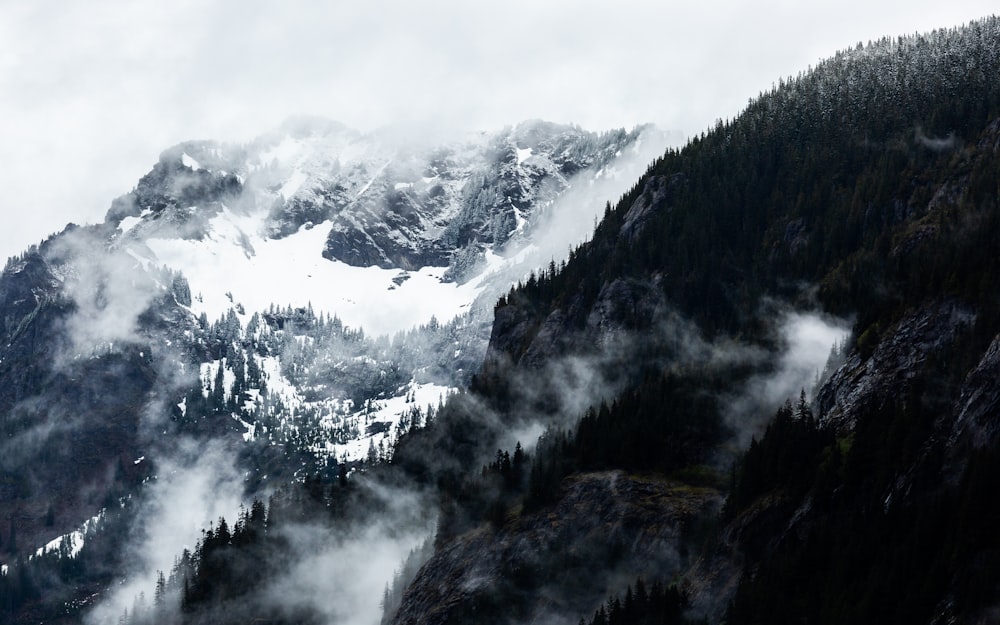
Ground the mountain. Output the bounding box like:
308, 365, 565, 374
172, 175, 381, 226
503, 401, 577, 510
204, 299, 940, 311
389, 18, 1000, 625
105, 118, 649, 330
0, 118, 664, 623
5, 15, 1000, 625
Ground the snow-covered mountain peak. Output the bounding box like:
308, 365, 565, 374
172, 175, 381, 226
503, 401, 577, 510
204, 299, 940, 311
101, 119, 662, 337
0, 117, 669, 611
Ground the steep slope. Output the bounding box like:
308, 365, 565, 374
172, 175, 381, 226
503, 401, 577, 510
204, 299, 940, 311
7, 16, 1000, 625
0, 233, 181, 570
0, 119, 663, 623
393, 472, 719, 625
387, 17, 1000, 625
108, 119, 652, 334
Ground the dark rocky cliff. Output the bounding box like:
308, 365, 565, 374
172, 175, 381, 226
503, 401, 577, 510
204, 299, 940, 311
392, 473, 720, 625
393, 19, 1000, 625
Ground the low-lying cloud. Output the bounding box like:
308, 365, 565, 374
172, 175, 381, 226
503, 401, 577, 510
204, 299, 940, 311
727, 310, 851, 447
265, 486, 434, 625
85, 440, 245, 625
915, 127, 959, 152
509, 125, 676, 277
47, 227, 171, 362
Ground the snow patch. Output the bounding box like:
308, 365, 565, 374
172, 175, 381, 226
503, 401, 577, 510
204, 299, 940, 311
34, 510, 105, 560
201, 359, 237, 401
140, 210, 488, 336
516, 147, 533, 165
258, 355, 301, 409
280, 169, 308, 199
181, 153, 202, 171
356, 159, 392, 197
321, 382, 452, 462
118, 216, 142, 234
511, 207, 527, 236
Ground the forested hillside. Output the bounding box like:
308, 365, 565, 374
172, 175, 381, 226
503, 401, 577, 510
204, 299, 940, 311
5, 15, 1000, 625
487, 19, 1000, 359
395, 17, 1000, 625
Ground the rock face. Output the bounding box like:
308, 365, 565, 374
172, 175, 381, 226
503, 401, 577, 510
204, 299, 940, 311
950, 333, 1000, 450
107, 143, 244, 240
813, 297, 1000, 467
0, 241, 177, 561
108, 119, 649, 276
817, 301, 977, 430
391, 472, 720, 625
316, 121, 647, 274
0, 118, 659, 577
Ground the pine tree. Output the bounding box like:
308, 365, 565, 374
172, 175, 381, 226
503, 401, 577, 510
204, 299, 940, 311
212, 363, 226, 412
795, 388, 814, 422
154, 570, 166, 612
132, 591, 147, 624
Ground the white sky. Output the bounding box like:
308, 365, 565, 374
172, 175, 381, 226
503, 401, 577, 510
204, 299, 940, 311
0, 1, 995, 262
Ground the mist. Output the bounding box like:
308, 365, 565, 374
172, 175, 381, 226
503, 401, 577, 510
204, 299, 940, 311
46, 226, 174, 363
481, 290, 850, 468
85, 440, 245, 625
2, 4, 994, 622
524, 125, 677, 264
727, 310, 851, 447
916, 127, 959, 151
0, 402, 70, 505
478, 125, 674, 297
4, 0, 994, 268
487, 304, 767, 456
82, 466, 438, 625
263, 483, 434, 625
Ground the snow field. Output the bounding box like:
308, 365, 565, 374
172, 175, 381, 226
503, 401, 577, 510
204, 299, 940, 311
317, 382, 452, 463
142, 209, 489, 337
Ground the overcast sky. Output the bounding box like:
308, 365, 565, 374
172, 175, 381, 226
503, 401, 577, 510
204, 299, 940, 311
0, 1, 995, 261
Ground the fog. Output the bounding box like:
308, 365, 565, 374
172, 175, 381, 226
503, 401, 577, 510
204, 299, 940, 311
1, 1, 995, 263
1, 3, 989, 621
18, 172, 850, 625
47, 227, 172, 363
486, 296, 850, 464
727, 310, 852, 448
516, 125, 676, 270
916, 127, 960, 152
263, 485, 434, 625
85, 440, 245, 625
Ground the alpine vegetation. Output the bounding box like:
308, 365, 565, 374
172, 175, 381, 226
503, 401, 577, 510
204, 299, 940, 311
4, 14, 1000, 625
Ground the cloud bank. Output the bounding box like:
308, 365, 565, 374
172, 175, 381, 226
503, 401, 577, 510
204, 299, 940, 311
1, 1, 995, 262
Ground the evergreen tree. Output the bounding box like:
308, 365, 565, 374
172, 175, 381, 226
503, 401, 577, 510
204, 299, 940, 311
212, 363, 226, 412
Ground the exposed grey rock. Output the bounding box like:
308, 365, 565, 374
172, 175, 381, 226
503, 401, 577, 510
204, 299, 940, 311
949, 332, 1000, 450
390, 472, 719, 625
817, 301, 976, 430
106, 119, 649, 278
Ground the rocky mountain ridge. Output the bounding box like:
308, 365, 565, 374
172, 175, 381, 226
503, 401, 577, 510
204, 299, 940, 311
388, 17, 1000, 625
4, 15, 1000, 625
0, 117, 661, 612
107, 118, 648, 277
